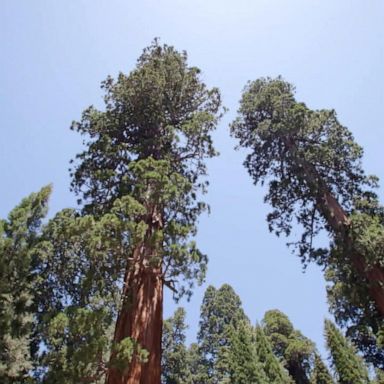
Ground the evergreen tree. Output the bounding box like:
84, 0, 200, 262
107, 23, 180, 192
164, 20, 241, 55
219, 320, 268, 384
66, 40, 222, 383
310, 353, 334, 384
36, 207, 132, 383
324, 319, 369, 384
186, 343, 205, 384
231, 77, 384, 363
262, 310, 314, 384
197, 284, 247, 383
254, 324, 293, 384
0, 186, 51, 383
161, 308, 190, 384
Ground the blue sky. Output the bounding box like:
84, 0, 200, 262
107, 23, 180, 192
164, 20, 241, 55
1, 0, 383, 359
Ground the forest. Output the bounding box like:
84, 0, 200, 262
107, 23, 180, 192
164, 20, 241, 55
1, 40, 383, 384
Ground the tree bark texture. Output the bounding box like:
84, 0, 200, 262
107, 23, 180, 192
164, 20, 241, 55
285, 137, 384, 316
106, 206, 163, 384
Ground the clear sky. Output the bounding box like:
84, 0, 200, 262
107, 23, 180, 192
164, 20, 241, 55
1, 0, 383, 359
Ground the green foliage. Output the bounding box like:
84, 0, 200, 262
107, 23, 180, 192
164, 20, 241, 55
231, 77, 371, 264
262, 310, 315, 384
162, 308, 191, 384
40, 307, 113, 383
324, 319, 369, 384
68, 40, 223, 303
254, 324, 293, 384
310, 353, 334, 384
0, 186, 51, 383
112, 337, 149, 373
325, 197, 384, 368
34, 197, 149, 381
231, 76, 384, 366
197, 284, 248, 383
220, 320, 268, 384
186, 343, 206, 384
32, 41, 223, 381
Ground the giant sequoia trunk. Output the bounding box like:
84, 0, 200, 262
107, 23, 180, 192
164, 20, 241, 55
106, 207, 163, 384
285, 137, 384, 316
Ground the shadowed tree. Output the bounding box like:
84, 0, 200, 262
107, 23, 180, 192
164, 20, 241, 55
69, 41, 222, 383
262, 310, 315, 384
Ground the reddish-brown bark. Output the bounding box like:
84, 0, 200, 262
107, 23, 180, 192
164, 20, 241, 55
106, 207, 163, 384
318, 184, 384, 316
285, 137, 384, 316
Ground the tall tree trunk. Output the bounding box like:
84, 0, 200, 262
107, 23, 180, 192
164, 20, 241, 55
284, 137, 384, 316
106, 207, 163, 384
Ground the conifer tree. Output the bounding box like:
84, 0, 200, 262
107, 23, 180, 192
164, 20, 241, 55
254, 324, 293, 384
0, 186, 51, 383
310, 353, 334, 384
161, 308, 190, 384
35, 205, 135, 382
324, 319, 369, 384
262, 310, 314, 384
186, 343, 205, 384
231, 77, 384, 362
67, 41, 222, 383
219, 320, 268, 384
197, 284, 247, 383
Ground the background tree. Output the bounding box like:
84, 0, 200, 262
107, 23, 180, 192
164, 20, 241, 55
35, 205, 136, 383
0, 186, 51, 383
218, 320, 268, 384
324, 319, 369, 384
161, 308, 190, 384
231, 77, 384, 363
310, 353, 334, 384
262, 310, 315, 384
185, 343, 205, 384
254, 324, 293, 383
69, 41, 222, 383
196, 284, 247, 383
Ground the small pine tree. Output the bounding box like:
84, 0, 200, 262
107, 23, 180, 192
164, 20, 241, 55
186, 343, 205, 384
197, 284, 247, 383
220, 320, 268, 384
310, 353, 334, 384
162, 308, 190, 384
324, 319, 369, 384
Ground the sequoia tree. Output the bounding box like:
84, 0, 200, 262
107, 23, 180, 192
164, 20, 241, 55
70, 41, 222, 383
262, 310, 315, 384
231, 77, 384, 356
